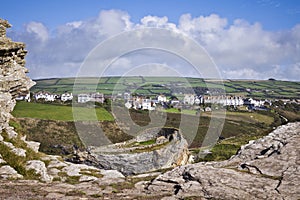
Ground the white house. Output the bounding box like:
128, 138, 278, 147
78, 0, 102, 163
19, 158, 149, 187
78, 94, 90, 103
77, 93, 104, 103
244, 98, 265, 107
61, 92, 73, 102
34, 92, 56, 102
157, 94, 167, 102
142, 99, 155, 110
184, 94, 195, 105
90, 93, 104, 103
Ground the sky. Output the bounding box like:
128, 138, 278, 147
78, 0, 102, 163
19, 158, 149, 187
2, 0, 300, 80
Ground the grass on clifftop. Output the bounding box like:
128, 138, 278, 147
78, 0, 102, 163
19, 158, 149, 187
12, 101, 114, 121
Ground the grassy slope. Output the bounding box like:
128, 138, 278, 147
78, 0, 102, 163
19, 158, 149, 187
12, 101, 114, 121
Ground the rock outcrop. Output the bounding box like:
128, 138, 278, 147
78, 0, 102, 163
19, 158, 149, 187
0, 19, 35, 136
77, 127, 190, 175
143, 122, 300, 199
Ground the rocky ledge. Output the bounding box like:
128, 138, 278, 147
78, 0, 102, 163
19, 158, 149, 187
143, 122, 300, 200
75, 127, 190, 175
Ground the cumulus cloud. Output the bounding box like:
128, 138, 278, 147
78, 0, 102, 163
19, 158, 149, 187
25, 22, 49, 42
7, 10, 300, 81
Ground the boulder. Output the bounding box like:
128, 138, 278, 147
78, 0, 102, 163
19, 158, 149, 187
25, 160, 53, 183
0, 165, 23, 179
21, 135, 40, 153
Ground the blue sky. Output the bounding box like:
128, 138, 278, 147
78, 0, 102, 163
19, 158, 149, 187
2, 0, 300, 80
3, 0, 300, 31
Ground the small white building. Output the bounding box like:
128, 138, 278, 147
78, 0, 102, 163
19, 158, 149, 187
184, 94, 195, 105
78, 94, 90, 103
61, 92, 73, 102
142, 99, 155, 110
34, 92, 56, 102
90, 93, 104, 103
157, 94, 167, 102
77, 93, 104, 103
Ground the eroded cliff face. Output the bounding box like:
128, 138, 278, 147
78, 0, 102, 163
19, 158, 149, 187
0, 19, 35, 135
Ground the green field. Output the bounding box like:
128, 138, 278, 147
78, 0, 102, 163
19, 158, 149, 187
31, 77, 300, 99
12, 101, 114, 121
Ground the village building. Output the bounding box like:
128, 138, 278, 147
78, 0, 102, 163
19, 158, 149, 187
77, 92, 104, 103
157, 94, 167, 102
183, 94, 195, 105
34, 91, 57, 102
61, 92, 73, 102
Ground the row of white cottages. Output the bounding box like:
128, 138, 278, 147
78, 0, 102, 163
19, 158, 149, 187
34, 92, 73, 102
124, 94, 267, 111
28, 92, 104, 103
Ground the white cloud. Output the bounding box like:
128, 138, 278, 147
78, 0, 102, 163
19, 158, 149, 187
25, 22, 49, 42
96, 10, 132, 36
7, 10, 300, 81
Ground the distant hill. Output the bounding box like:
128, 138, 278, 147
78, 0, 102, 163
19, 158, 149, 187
31, 77, 300, 99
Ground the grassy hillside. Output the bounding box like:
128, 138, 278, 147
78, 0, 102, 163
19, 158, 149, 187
12, 101, 114, 121
31, 77, 300, 99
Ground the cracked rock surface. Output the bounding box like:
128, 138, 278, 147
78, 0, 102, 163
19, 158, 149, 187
143, 122, 300, 199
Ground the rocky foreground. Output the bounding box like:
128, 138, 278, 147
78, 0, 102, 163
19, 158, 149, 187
0, 122, 298, 199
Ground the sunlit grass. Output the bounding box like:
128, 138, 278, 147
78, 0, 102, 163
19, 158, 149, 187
12, 101, 114, 121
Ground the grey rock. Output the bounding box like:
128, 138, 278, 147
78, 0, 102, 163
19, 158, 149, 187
21, 135, 40, 153
2, 141, 26, 157
0, 154, 6, 164
100, 169, 125, 179
95, 169, 125, 185
61, 163, 100, 177
5, 126, 18, 139
132, 172, 161, 179
143, 122, 300, 200
47, 167, 61, 177
25, 160, 53, 183
47, 159, 68, 169
45, 192, 65, 199
83, 129, 189, 175
0, 165, 23, 179
79, 175, 98, 182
